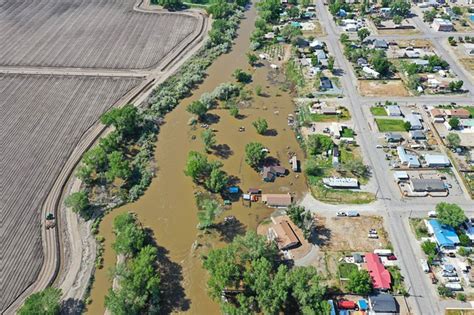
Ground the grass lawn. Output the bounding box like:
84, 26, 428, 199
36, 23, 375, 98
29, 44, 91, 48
309, 180, 376, 204
338, 263, 358, 279
370, 106, 387, 116
375, 118, 407, 132
341, 127, 355, 138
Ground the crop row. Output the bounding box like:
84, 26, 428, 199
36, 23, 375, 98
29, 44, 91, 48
0, 0, 198, 69
0, 74, 142, 310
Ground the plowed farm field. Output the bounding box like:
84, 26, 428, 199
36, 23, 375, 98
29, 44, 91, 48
0, 74, 142, 310
0, 0, 199, 69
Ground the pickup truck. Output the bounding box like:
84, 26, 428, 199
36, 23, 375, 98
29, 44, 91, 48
347, 211, 360, 217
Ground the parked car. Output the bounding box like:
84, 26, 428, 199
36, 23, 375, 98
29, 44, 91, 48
387, 255, 397, 261
347, 211, 360, 217
337, 300, 358, 310
420, 259, 429, 273
368, 233, 379, 239
376, 144, 383, 149
336, 211, 347, 217
428, 211, 437, 218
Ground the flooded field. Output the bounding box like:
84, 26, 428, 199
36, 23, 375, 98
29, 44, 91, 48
87, 4, 308, 314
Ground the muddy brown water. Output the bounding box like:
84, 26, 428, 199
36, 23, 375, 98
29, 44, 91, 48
87, 5, 308, 314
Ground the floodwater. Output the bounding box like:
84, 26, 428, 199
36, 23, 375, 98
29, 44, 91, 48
86, 4, 308, 314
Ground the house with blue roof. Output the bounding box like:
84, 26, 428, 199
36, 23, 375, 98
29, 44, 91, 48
427, 219, 460, 250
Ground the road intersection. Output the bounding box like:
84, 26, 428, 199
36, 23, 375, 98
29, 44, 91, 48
312, 1, 473, 313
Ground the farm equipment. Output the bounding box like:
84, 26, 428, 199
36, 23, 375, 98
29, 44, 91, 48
45, 213, 55, 229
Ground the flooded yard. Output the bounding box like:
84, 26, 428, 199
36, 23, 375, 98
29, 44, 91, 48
86, 4, 308, 314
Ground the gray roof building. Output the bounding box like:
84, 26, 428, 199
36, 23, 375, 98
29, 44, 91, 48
410, 130, 426, 140
374, 39, 388, 49
405, 114, 423, 130
369, 293, 398, 313
410, 178, 446, 192
385, 105, 402, 117
385, 132, 403, 142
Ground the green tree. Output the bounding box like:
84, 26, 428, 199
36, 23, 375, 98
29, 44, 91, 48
184, 151, 211, 183
201, 129, 216, 153
155, 0, 181, 9
449, 80, 464, 92
205, 166, 228, 193
327, 56, 335, 72
105, 245, 161, 314
245, 142, 267, 169
459, 233, 471, 247
390, 0, 411, 18
197, 199, 222, 230
207, 0, 232, 19
393, 15, 403, 25
346, 269, 373, 295
65, 191, 90, 217
186, 100, 208, 121
340, 34, 349, 45
82, 146, 108, 172
233, 69, 252, 83
370, 50, 392, 77
311, 55, 319, 67
452, 6, 462, 15
101, 104, 140, 139
436, 202, 466, 227
449, 117, 460, 129
247, 52, 258, 66
112, 213, 146, 256
344, 159, 370, 179
229, 105, 239, 118
287, 267, 327, 313
287, 205, 306, 227
421, 240, 437, 256
252, 118, 269, 135
446, 133, 461, 148
106, 151, 132, 182
287, 6, 300, 19
306, 134, 333, 156
76, 164, 93, 185
404, 121, 411, 131
357, 28, 370, 42
19, 287, 62, 315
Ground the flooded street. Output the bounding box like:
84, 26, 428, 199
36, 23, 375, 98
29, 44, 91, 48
87, 4, 308, 314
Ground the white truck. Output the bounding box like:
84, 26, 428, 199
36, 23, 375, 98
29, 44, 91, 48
445, 283, 463, 291
420, 259, 430, 273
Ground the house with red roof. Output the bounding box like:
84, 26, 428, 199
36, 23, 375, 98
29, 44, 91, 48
364, 253, 391, 290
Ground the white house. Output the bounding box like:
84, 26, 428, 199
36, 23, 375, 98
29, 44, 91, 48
432, 18, 454, 32
362, 66, 380, 78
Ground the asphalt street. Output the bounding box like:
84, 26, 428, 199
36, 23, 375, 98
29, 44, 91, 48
313, 1, 473, 314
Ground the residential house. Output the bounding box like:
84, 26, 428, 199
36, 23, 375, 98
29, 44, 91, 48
262, 194, 292, 208
268, 219, 300, 250
368, 293, 398, 314
314, 49, 327, 61
411, 58, 429, 66
310, 40, 324, 50
410, 130, 426, 140
430, 108, 445, 123
362, 66, 380, 78
397, 146, 421, 168
405, 114, 423, 130
445, 109, 470, 119
432, 18, 454, 31
393, 171, 409, 181
322, 177, 359, 188
357, 57, 368, 67
320, 77, 333, 90
385, 132, 403, 143
373, 39, 388, 49
427, 219, 460, 250
424, 154, 451, 167
262, 165, 286, 182
365, 253, 392, 290
385, 105, 402, 117
461, 119, 474, 130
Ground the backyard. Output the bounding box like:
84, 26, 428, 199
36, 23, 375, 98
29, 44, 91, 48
375, 118, 407, 132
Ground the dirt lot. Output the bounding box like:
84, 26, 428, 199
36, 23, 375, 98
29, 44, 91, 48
0, 0, 200, 69
395, 39, 433, 49
358, 80, 410, 97
0, 74, 142, 310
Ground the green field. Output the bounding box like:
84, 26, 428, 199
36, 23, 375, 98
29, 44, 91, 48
370, 106, 387, 116
375, 118, 407, 132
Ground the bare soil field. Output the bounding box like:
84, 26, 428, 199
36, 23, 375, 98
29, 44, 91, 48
0, 0, 199, 69
358, 80, 410, 97
0, 74, 142, 311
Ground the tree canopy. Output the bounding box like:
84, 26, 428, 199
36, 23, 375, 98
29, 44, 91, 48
186, 100, 208, 121
245, 142, 267, 169
202, 231, 328, 313
201, 129, 217, 152
306, 134, 333, 156
390, 0, 411, 18
101, 104, 140, 139
65, 191, 90, 218
19, 287, 62, 315
346, 270, 373, 295
436, 202, 466, 227
446, 133, 461, 148
252, 118, 269, 135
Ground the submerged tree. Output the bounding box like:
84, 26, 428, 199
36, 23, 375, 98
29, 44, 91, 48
245, 142, 267, 169
201, 129, 217, 153
252, 118, 269, 135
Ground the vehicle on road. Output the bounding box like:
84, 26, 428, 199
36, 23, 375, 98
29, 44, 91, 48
347, 211, 360, 217
45, 213, 55, 229
421, 259, 430, 273
445, 283, 462, 291
376, 144, 383, 148
336, 211, 347, 217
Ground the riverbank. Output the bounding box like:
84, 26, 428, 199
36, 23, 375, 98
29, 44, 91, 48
86, 2, 311, 313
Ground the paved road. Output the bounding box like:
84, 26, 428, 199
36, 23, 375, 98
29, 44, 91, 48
314, 1, 474, 314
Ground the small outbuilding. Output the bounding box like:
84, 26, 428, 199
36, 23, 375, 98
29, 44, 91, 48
385, 132, 403, 143
424, 154, 451, 167
262, 194, 292, 208
368, 293, 398, 314
410, 130, 426, 140
385, 105, 402, 117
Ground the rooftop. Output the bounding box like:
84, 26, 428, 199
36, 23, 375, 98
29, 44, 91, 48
410, 178, 446, 192
428, 219, 460, 248
271, 220, 300, 250
365, 253, 391, 290
369, 293, 397, 313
